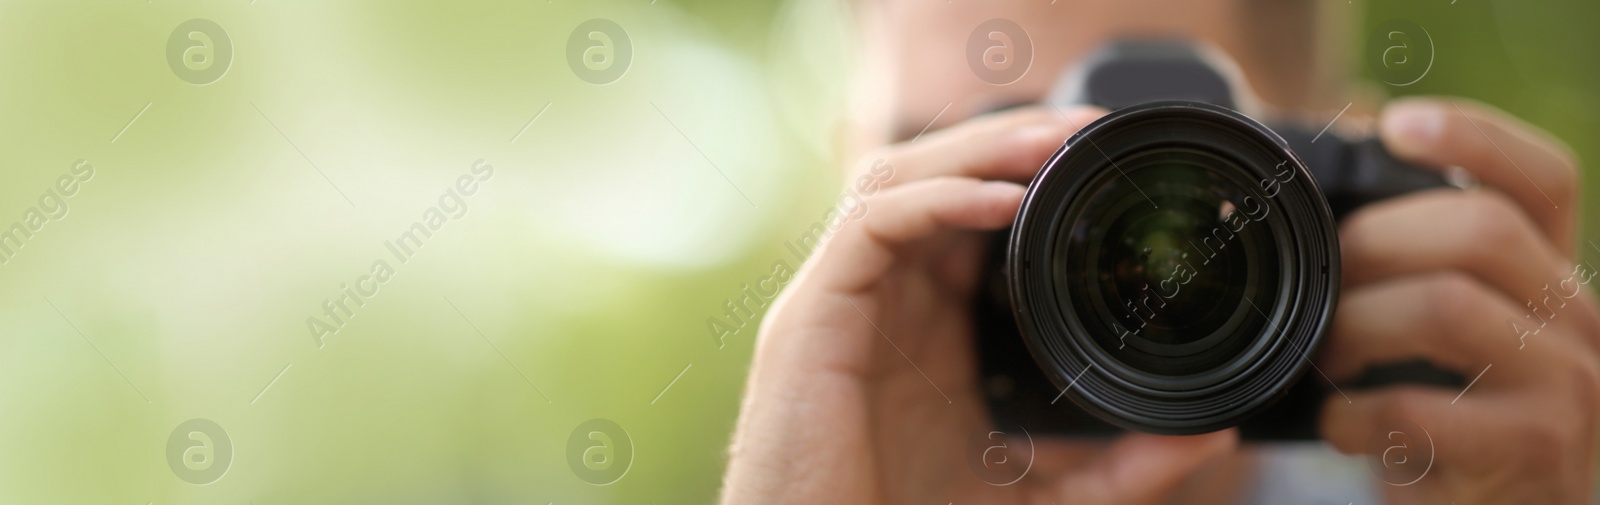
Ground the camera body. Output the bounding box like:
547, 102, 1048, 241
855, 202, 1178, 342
976, 41, 1462, 440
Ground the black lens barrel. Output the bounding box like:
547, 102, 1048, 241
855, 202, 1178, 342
1007, 101, 1341, 435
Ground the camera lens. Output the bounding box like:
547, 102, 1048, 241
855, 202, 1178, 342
1008, 102, 1339, 435
1058, 148, 1282, 377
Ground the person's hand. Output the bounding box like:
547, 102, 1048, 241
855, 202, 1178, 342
718, 107, 1238, 505
1318, 97, 1600, 504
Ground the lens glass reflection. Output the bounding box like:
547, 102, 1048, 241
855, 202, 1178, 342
1056, 148, 1283, 376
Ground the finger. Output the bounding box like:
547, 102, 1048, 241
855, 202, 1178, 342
857, 106, 1104, 187
1341, 190, 1575, 312
1320, 387, 1577, 480
805, 177, 1026, 294
1380, 97, 1580, 251
1321, 387, 1485, 462
1319, 272, 1562, 384
1046, 430, 1238, 505
746, 178, 1022, 399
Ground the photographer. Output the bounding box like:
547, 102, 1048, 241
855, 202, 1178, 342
719, 1, 1599, 504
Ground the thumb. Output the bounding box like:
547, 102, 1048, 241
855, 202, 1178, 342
1046, 429, 1238, 505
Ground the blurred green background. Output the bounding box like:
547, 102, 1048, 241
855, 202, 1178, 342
0, 1, 1592, 504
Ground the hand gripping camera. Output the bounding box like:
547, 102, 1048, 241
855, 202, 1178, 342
976, 40, 1464, 439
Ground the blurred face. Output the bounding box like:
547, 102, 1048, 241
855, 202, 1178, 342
856, 0, 1334, 143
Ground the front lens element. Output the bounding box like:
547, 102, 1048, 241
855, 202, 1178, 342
1006, 102, 1340, 435
1055, 149, 1281, 376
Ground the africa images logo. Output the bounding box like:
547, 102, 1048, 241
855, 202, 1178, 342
1367, 419, 1435, 486
1367, 19, 1434, 87
567, 19, 632, 85
166, 419, 233, 485
964, 420, 1034, 486
566, 418, 634, 486
167, 19, 233, 85
966, 19, 1033, 86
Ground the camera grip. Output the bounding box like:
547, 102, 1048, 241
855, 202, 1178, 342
1275, 126, 1456, 219
976, 126, 1469, 440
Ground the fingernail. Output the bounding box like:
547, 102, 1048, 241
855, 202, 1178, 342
980, 180, 1025, 196
1382, 100, 1444, 154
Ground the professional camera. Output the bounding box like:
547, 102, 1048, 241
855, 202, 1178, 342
976, 40, 1466, 439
